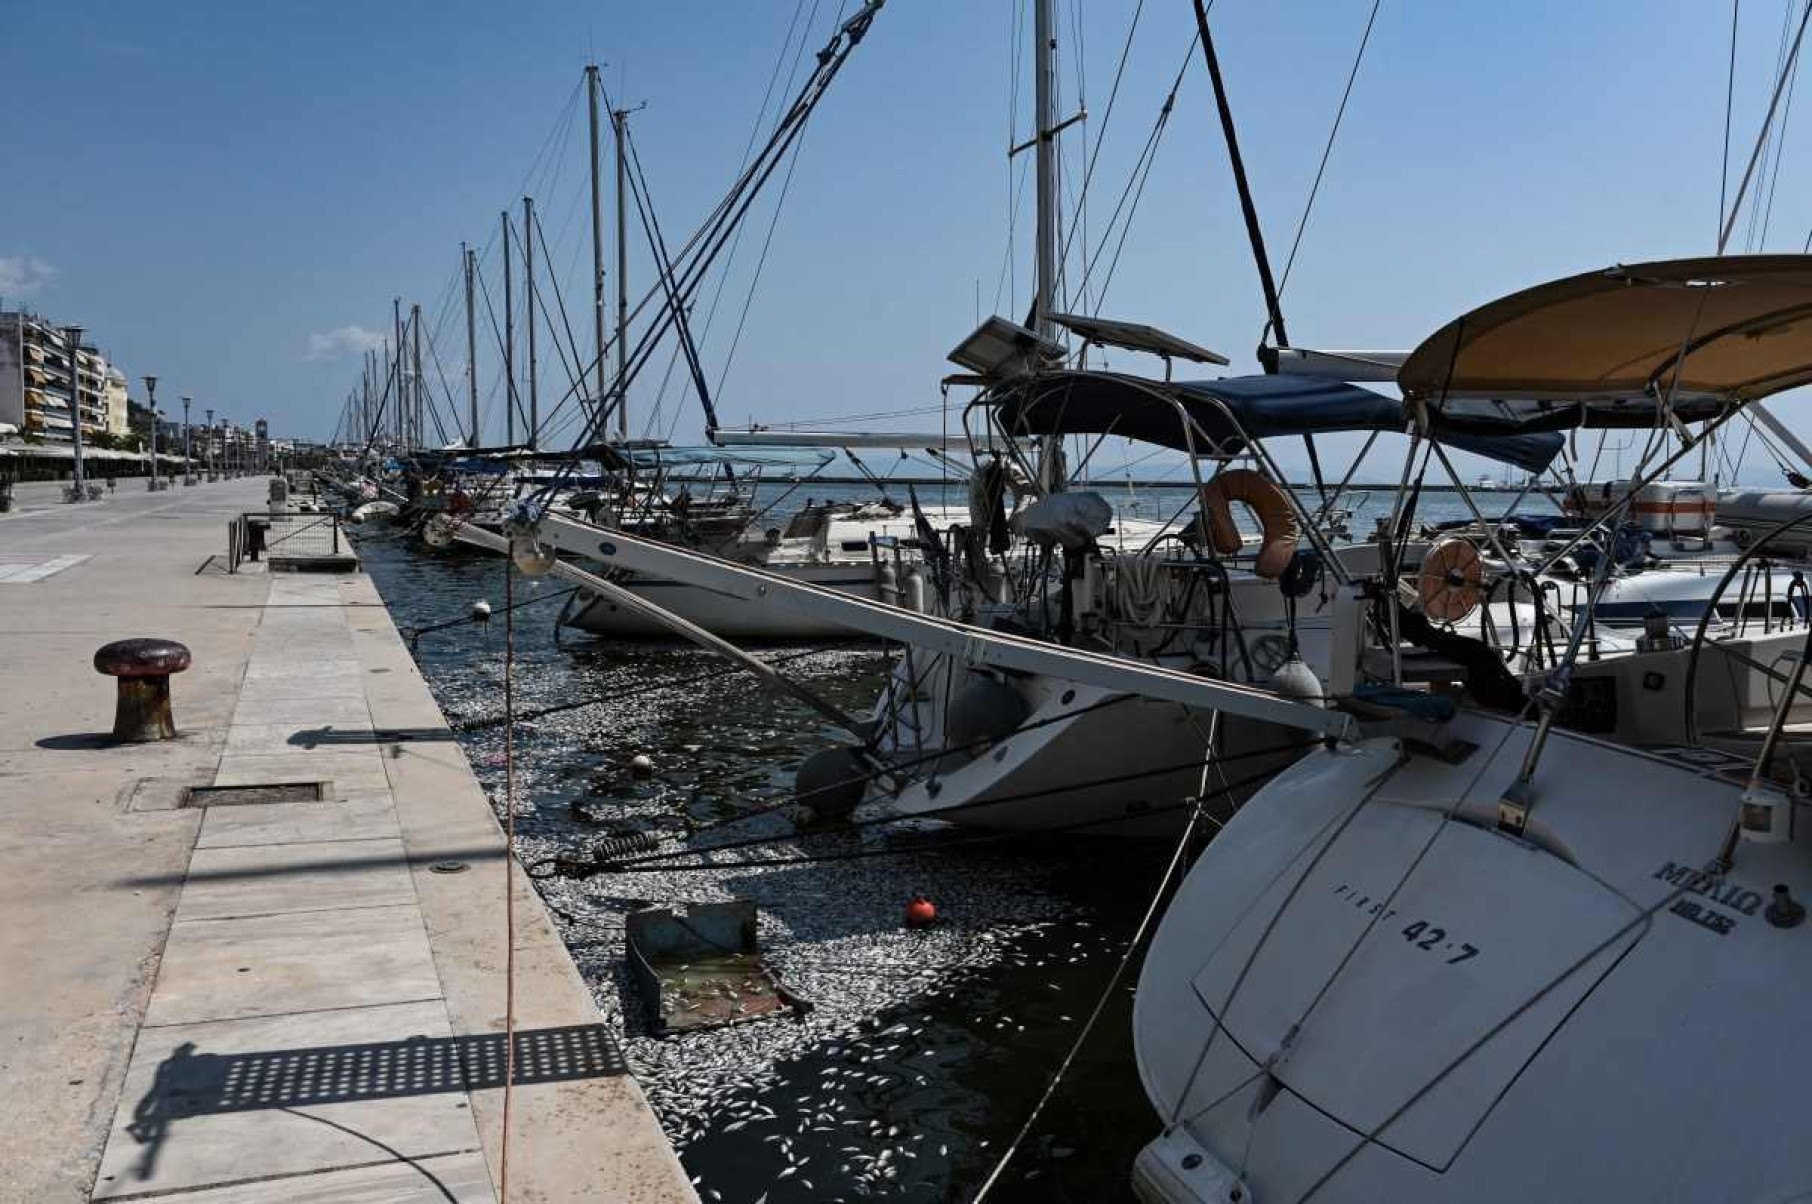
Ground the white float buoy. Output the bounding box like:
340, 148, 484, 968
630, 753, 655, 778
471, 600, 492, 622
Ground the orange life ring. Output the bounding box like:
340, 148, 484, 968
1199, 468, 1300, 580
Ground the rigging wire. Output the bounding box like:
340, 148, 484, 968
970, 799, 1208, 1202
1724, 0, 1743, 246
1719, 0, 1812, 253
419, 325, 470, 446
624, 125, 717, 433
1276, 0, 1383, 298
528, 207, 588, 408
1056, 0, 1144, 310
710, 84, 816, 402
1746, 0, 1798, 251
545, 19, 883, 481
475, 259, 530, 441
990, 152, 1037, 319
1759, 2, 1806, 247
707, 0, 834, 402
645, 0, 826, 439
1075, 32, 1199, 307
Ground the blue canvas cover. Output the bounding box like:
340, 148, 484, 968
986, 371, 1565, 473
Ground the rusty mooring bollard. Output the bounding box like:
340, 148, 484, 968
93, 638, 192, 742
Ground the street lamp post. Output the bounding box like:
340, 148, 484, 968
65, 327, 88, 501
143, 373, 159, 492
181, 396, 193, 485
205, 409, 215, 480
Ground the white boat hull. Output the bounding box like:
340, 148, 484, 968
873, 676, 1221, 835
562, 563, 884, 641
1133, 712, 1812, 1202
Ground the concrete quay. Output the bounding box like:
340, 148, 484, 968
0, 479, 695, 1203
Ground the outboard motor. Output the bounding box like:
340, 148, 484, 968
1011, 492, 1113, 641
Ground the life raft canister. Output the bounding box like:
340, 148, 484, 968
1199, 468, 1300, 580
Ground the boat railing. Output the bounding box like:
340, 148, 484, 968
1682, 511, 1812, 748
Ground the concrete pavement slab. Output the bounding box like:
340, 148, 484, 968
4, 479, 693, 1202
108, 1153, 495, 1203
91, 1001, 483, 1200
0, 479, 271, 1204
221, 694, 373, 728
144, 905, 442, 1027
172, 837, 417, 922
196, 794, 398, 849
212, 750, 392, 794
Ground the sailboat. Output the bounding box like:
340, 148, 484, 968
1130, 253, 1812, 1203
432, 253, 1812, 1200
557, 438, 971, 640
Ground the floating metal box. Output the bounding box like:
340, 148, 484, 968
625, 900, 807, 1036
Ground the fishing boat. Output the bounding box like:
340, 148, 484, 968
1130, 253, 1812, 1204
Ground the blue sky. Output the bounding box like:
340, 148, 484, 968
4, 1, 1809, 482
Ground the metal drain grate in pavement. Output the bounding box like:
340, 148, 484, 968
183, 781, 331, 807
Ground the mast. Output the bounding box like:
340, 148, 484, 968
1031, 0, 1065, 491
1190, 1, 1325, 497
464, 242, 479, 447
410, 302, 423, 450
391, 298, 403, 445
379, 343, 389, 445
1191, 0, 1288, 361
614, 104, 630, 441
1032, 0, 1058, 342
586, 64, 608, 431
524, 195, 538, 451
502, 209, 516, 447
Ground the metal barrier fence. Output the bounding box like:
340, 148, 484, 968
227, 510, 349, 573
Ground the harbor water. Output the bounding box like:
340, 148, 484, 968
356, 481, 1556, 1202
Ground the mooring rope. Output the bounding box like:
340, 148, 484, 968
538, 752, 1294, 879
499, 554, 519, 1201
970, 797, 1210, 1201
400, 585, 577, 649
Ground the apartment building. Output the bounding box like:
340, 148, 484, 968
0, 311, 130, 440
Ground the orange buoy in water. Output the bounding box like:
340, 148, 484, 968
905, 895, 938, 928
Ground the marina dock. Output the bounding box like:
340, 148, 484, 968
0, 480, 695, 1203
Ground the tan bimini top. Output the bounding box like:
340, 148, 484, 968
1399, 255, 1812, 405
